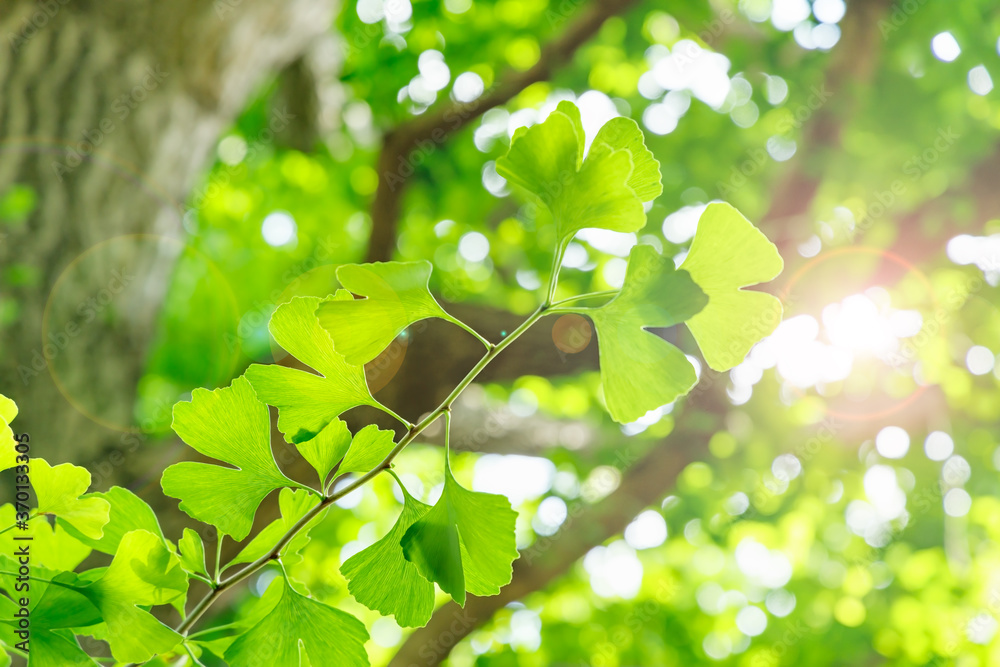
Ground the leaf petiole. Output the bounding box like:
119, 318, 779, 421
548, 289, 619, 309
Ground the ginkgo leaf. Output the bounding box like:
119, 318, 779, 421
0, 574, 102, 666
0, 505, 90, 571
590, 117, 663, 201
569, 244, 708, 424
162, 376, 297, 541
316, 261, 469, 366
496, 100, 661, 250
59, 486, 165, 554
401, 465, 518, 607
245, 293, 381, 444
680, 202, 784, 371
32, 460, 110, 540
296, 418, 352, 486
224, 576, 369, 667
178, 528, 208, 578
0, 394, 17, 471
227, 488, 325, 568
339, 424, 396, 476
76, 529, 186, 663
341, 476, 435, 627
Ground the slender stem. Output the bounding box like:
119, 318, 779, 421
546, 240, 570, 305
379, 404, 414, 430
448, 316, 493, 349
442, 409, 452, 466
543, 305, 591, 316
548, 290, 618, 308
172, 303, 548, 637
188, 572, 214, 588
214, 537, 224, 584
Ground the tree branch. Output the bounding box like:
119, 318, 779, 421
365, 0, 640, 263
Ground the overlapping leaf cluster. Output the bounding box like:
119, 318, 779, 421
1, 101, 782, 666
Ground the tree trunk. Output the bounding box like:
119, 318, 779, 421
0, 0, 337, 481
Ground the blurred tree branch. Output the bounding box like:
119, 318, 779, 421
364, 0, 639, 263
763, 0, 894, 253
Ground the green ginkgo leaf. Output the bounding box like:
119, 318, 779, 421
339, 424, 397, 476
401, 465, 518, 607
224, 576, 369, 667
0, 394, 18, 471
227, 488, 325, 568
177, 528, 208, 579
76, 529, 187, 664
0, 505, 90, 571
680, 202, 784, 371
162, 376, 297, 541
245, 293, 381, 444
296, 418, 352, 486
32, 460, 111, 540
495, 100, 661, 250
568, 244, 708, 423
59, 486, 165, 554
341, 475, 435, 627
0, 573, 102, 666
316, 261, 471, 366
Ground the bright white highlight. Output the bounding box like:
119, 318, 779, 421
924, 431, 954, 461
876, 426, 910, 459
624, 510, 668, 550
473, 454, 555, 506
583, 540, 643, 598
261, 211, 296, 247
458, 231, 490, 262
931, 32, 961, 62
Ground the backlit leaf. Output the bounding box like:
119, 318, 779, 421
339, 424, 397, 476
245, 293, 381, 444
32, 460, 110, 541
680, 202, 784, 371
317, 261, 468, 366
224, 576, 369, 667
76, 529, 186, 663
496, 100, 661, 250
228, 488, 324, 568
341, 476, 435, 627
401, 465, 518, 606
162, 376, 296, 541
569, 244, 707, 423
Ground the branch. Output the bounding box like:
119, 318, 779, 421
169, 300, 561, 638
365, 0, 640, 262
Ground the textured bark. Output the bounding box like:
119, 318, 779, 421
0, 0, 338, 472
